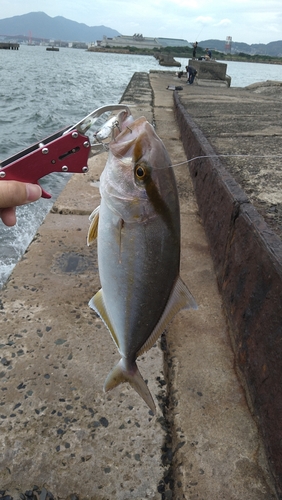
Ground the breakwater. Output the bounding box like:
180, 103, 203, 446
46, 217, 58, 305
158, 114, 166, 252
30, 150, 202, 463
0, 71, 279, 499
174, 79, 282, 496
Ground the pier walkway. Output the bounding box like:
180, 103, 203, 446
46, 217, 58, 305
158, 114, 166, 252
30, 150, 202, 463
0, 71, 281, 499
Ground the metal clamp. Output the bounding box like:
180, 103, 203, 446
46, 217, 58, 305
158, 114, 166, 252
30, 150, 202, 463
64, 104, 132, 158
0, 104, 132, 198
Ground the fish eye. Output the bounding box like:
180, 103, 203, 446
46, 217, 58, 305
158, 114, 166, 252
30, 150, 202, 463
135, 163, 148, 180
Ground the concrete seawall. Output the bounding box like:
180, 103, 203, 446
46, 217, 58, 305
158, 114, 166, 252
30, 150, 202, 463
173, 81, 282, 495
0, 71, 280, 499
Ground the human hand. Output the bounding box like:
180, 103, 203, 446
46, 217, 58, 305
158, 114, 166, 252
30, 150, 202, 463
0, 181, 42, 226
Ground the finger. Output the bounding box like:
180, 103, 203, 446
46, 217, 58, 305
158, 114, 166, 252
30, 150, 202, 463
0, 181, 27, 208
0, 181, 42, 208
0, 207, 17, 226
26, 183, 42, 202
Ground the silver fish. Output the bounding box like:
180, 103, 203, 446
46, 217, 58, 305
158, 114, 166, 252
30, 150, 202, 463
94, 115, 120, 142
88, 112, 197, 413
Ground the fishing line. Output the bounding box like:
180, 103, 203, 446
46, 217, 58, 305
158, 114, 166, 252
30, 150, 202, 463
170, 153, 282, 169
195, 27, 204, 42
107, 151, 282, 170
93, 113, 282, 169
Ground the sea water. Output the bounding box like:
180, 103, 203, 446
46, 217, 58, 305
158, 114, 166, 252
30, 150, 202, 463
0, 45, 281, 288
0, 46, 160, 288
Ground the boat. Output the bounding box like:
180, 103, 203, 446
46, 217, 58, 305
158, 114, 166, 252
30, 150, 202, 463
46, 47, 59, 51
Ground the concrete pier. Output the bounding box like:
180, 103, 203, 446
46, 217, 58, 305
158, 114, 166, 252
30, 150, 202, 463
188, 58, 231, 86
0, 71, 281, 499
172, 75, 282, 496
0, 43, 19, 50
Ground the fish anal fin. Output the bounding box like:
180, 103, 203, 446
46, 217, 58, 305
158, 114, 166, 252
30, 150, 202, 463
137, 276, 197, 357
175, 275, 198, 311
104, 358, 156, 414
88, 289, 119, 349
87, 205, 100, 246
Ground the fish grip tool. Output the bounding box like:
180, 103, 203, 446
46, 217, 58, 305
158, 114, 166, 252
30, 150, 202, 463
0, 104, 131, 198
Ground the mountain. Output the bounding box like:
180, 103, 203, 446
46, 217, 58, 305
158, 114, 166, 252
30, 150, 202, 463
0, 12, 121, 42
1, 13, 282, 54
199, 39, 282, 57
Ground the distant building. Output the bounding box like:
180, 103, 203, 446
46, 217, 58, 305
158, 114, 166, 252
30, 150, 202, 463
68, 41, 88, 49
91, 40, 103, 47
101, 34, 161, 49
157, 37, 192, 48
101, 34, 191, 50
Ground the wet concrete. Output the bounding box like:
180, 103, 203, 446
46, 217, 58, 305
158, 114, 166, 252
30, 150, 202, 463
0, 71, 279, 499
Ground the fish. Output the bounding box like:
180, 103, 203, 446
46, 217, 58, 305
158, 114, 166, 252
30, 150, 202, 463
94, 115, 120, 142
88, 111, 197, 414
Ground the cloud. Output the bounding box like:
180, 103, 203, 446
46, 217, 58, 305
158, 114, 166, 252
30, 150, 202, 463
215, 18, 232, 27
1, 0, 282, 44
195, 16, 214, 25
166, 0, 200, 7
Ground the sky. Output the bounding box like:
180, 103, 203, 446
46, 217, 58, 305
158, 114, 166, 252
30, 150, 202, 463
1, 0, 282, 45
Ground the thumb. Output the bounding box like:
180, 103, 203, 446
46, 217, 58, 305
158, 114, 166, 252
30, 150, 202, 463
0, 181, 42, 208
25, 183, 42, 203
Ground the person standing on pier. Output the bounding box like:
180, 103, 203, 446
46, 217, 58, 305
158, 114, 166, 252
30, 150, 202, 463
193, 41, 198, 58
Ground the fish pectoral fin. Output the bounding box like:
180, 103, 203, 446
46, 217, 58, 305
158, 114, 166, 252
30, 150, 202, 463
88, 289, 120, 349
87, 205, 100, 246
104, 358, 156, 414
137, 276, 197, 357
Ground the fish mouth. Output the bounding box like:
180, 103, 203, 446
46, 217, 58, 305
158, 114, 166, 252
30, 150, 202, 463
110, 116, 149, 159
110, 115, 171, 171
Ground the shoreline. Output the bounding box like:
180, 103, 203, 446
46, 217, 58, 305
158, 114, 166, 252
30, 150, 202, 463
87, 46, 282, 65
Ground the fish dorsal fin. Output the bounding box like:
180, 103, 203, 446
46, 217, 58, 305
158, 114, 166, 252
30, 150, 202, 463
87, 206, 100, 246
137, 276, 197, 358
89, 289, 120, 349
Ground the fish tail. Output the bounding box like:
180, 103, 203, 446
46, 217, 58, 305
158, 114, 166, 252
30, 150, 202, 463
104, 359, 156, 414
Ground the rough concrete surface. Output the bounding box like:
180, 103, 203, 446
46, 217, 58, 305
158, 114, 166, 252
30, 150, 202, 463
0, 70, 278, 499
172, 76, 282, 495
175, 78, 282, 239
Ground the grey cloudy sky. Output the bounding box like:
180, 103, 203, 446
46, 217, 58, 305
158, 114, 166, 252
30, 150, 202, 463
1, 0, 282, 44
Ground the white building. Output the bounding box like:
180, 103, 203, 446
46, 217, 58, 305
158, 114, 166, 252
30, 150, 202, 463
101, 34, 191, 50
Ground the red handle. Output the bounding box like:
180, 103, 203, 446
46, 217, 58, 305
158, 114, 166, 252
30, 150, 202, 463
0, 129, 90, 198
